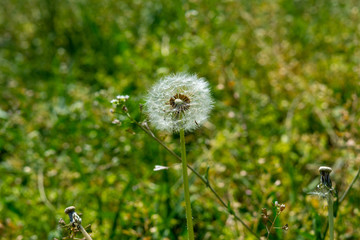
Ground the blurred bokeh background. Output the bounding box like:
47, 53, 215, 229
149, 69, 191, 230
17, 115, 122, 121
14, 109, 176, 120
1, 0, 360, 239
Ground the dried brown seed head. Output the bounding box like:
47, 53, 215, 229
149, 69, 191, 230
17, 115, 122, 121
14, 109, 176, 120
282, 224, 289, 231
280, 204, 286, 212
261, 208, 268, 216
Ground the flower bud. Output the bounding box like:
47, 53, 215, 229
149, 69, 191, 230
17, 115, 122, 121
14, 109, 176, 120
282, 224, 289, 231
280, 204, 286, 212
319, 166, 332, 188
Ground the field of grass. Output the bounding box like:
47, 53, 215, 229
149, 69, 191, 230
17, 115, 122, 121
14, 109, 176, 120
1, 0, 360, 239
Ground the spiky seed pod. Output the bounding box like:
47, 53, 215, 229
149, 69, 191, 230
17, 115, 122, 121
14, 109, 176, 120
145, 73, 213, 132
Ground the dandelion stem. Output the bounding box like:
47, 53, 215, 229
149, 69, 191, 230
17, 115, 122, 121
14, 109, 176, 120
180, 129, 195, 240
125, 113, 259, 239
321, 167, 360, 240
328, 196, 334, 240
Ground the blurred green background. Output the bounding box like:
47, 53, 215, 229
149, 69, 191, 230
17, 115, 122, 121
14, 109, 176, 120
1, 0, 360, 239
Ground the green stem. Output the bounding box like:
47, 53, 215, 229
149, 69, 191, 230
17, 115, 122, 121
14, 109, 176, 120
328, 196, 334, 240
339, 167, 360, 203
79, 225, 93, 240
180, 129, 195, 240
266, 213, 279, 240
125, 113, 260, 239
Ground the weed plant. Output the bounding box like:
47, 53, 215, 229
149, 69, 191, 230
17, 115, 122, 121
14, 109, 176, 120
1, 0, 360, 239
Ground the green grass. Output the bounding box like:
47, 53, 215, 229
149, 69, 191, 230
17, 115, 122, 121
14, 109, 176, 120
1, 0, 360, 239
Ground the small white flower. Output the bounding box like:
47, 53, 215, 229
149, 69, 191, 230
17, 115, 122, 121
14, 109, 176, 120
112, 119, 121, 124
145, 73, 213, 132
110, 99, 119, 104
116, 95, 130, 102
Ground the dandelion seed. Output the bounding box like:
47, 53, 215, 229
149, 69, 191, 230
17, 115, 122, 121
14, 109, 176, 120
153, 165, 169, 171
145, 73, 213, 132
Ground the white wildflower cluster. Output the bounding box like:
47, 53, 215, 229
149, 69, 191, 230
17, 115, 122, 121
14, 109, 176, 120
274, 201, 286, 212
110, 95, 129, 105
145, 73, 213, 132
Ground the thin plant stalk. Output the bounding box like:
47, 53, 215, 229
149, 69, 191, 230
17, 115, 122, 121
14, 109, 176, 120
328, 196, 334, 240
79, 225, 93, 240
266, 213, 279, 240
180, 128, 195, 240
339, 167, 360, 203
124, 112, 260, 239
37, 168, 56, 212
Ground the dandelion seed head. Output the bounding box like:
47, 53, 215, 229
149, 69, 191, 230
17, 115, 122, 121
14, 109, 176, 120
153, 165, 169, 171
145, 73, 213, 132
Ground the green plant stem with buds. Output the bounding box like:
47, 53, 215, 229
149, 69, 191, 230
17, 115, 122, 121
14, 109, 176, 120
124, 111, 260, 239
180, 129, 195, 240
328, 196, 334, 240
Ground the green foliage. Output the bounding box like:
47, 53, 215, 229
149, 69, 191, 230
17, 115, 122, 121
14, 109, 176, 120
1, 0, 360, 239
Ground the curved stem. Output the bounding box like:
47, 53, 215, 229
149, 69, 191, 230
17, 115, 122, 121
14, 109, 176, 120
125, 113, 260, 239
266, 213, 279, 240
339, 167, 360, 203
37, 168, 56, 212
79, 225, 93, 240
180, 129, 195, 240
